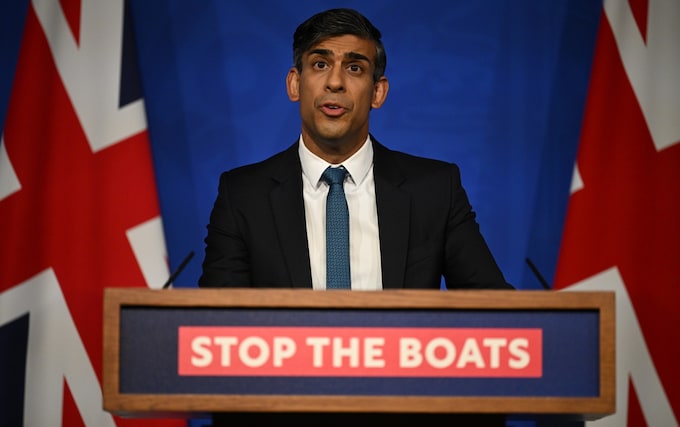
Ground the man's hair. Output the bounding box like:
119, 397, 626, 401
292, 8, 387, 82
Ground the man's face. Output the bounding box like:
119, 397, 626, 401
287, 35, 388, 161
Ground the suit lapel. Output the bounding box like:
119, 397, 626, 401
269, 144, 313, 288
372, 141, 410, 289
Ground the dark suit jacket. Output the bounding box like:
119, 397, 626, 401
199, 138, 512, 290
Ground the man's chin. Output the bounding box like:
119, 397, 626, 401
315, 128, 351, 145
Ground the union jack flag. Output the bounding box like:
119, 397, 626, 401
0, 0, 184, 426
555, 1, 680, 426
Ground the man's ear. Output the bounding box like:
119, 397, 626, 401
371, 76, 389, 109
286, 67, 300, 102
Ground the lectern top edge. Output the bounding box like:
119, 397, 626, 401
104, 287, 614, 311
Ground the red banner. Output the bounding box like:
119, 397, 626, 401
179, 326, 542, 378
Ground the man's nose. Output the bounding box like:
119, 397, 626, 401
325, 65, 345, 92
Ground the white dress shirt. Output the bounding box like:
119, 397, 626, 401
299, 136, 383, 290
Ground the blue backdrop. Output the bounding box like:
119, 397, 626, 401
0, 0, 601, 289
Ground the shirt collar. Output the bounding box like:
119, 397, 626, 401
298, 135, 374, 188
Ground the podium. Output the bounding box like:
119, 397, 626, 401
102, 288, 615, 425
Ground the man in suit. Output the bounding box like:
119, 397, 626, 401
198, 8, 512, 292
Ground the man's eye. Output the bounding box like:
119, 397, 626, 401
313, 61, 328, 70
348, 64, 362, 73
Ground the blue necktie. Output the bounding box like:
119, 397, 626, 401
322, 166, 350, 289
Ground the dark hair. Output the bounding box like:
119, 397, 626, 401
292, 8, 387, 82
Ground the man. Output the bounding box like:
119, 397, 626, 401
199, 8, 512, 291
201, 9, 511, 425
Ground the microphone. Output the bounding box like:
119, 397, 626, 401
162, 251, 195, 289
525, 257, 551, 290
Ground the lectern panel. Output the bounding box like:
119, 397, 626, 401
102, 289, 614, 419
119, 307, 599, 398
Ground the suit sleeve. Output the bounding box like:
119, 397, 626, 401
198, 171, 252, 287
443, 165, 514, 289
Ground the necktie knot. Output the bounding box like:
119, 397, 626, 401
322, 166, 348, 186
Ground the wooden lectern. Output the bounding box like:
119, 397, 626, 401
103, 289, 615, 426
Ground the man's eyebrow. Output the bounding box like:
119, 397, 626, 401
345, 52, 370, 62
307, 49, 371, 63
308, 48, 332, 57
